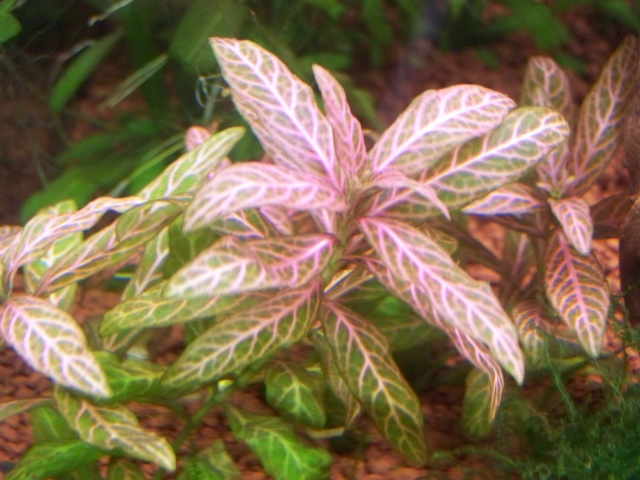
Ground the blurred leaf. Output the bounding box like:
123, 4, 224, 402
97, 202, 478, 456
0, 398, 54, 423
264, 360, 326, 429
300, 0, 344, 19
6, 440, 103, 480
226, 406, 332, 480
107, 459, 147, 480
94, 351, 165, 403
0, 10, 20, 43
461, 369, 495, 438
170, 0, 247, 69
50, 30, 122, 112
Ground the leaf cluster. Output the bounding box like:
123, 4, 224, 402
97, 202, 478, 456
0, 34, 637, 479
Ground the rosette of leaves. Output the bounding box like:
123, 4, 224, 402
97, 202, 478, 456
0, 38, 568, 478
461, 37, 639, 370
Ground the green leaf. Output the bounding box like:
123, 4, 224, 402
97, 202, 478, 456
107, 459, 147, 480
462, 369, 495, 438
226, 406, 332, 480
30, 406, 75, 442
0, 10, 20, 43
549, 197, 593, 255
359, 216, 524, 384
0, 294, 111, 398
50, 31, 122, 112
55, 388, 176, 471
164, 216, 218, 275
568, 35, 639, 196
369, 85, 515, 177
121, 229, 169, 300
512, 299, 550, 369
165, 234, 336, 298
264, 360, 326, 429
544, 231, 610, 357
170, 0, 247, 69
211, 38, 339, 185
179, 440, 241, 480
0, 398, 54, 423
427, 106, 570, 209
321, 302, 428, 466
139, 126, 245, 200
94, 351, 165, 402
6, 440, 103, 480
520, 56, 575, 124
162, 280, 321, 390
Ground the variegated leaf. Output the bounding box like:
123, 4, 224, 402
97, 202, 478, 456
226, 406, 332, 480
512, 299, 552, 368
426, 107, 569, 210
462, 183, 546, 216
368, 170, 450, 219
264, 360, 326, 429
101, 281, 262, 335
359, 217, 524, 383
165, 234, 336, 298
370, 85, 515, 176
520, 56, 575, 124
37, 201, 182, 297
183, 162, 346, 232
209, 208, 282, 239
4, 196, 143, 282
321, 302, 427, 465
184, 125, 212, 151
139, 126, 245, 200
0, 294, 111, 398
544, 231, 610, 357
121, 229, 169, 300
360, 187, 447, 221
161, 281, 321, 390
313, 332, 361, 429
0, 225, 21, 256
211, 38, 338, 185
462, 369, 497, 438
568, 35, 639, 197
549, 197, 593, 255
313, 64, 366, 182
55, 388, 175, 471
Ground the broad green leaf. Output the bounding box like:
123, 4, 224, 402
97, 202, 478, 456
50, 30, 122, 112
359, 217, 524, 383
4, 196, 142, 281
94, 351, 165, 403
462, 183, 546, 216
6, 440, 104, 480
165, 234, 336, 298
226, 406, 332, 480
107, 459, 147, 480
312, 64, 365, 183
321, 302, 427, 465
0, 10, 20, 43
55, 388, 176, 471
512, 299, 550, 369
426, 107, 569, 209
369, 85, 515, 177
211, 38, 339, 186
568, 35, 639, 196
264, 360, 326, 429
162, 281, 321, 390
138, 127, 245, 200
0, 398, 54, 422
183, 440, 241, 480
101, 281, 260, 335
183, 163, 346, 231
544, 231, 610, 357
549, 197, 593, 255
462, 369, 495, 438
30, 406, 75, 442
0, 294, 111, 398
